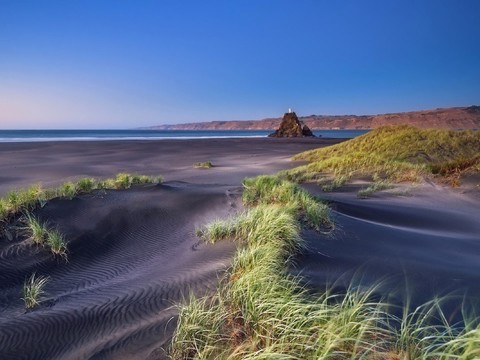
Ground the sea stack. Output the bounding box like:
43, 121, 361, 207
268, 110, 315, 138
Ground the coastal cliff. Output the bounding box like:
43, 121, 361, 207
146, 106, 480, 130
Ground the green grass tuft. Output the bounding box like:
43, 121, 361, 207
59, 182, 77, 199
357, 180, 394, 198
242, 175, 331, 230
113, 173, 133, 189
22, 273, 48, 309
6, 190, 22, 213
131, 174, 153, 184
76, 177, 96, 193
0, 199, 8, 220
111, 173, 163, 189
22, 213, 48, 245
193, 161, 213, 169
46, 229, 67, 257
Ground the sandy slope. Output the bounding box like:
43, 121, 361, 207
294, 183, 480, 317
0, 183, 240, 359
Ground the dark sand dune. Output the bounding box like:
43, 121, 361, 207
294, 184, 480, 315
0, 183, 240, 359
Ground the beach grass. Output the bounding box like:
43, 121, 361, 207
76, 177, 96, 193
171, 173, 480, 359
47, 229, 67, 257
173, 183, 387, 358
20, 212, 68, 257
22, 273, 48, 309
0, 199, 7, 220
59, 182, 76, 199
357, 180, 394, 198
98, 173, 163, 189
281, 125, 480, 188
22, 213, 48, 245
193, 161, 213, 169
0, 173, 163, 223
242, 175, 331, 231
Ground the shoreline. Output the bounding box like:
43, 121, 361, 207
0, 129, 370, 144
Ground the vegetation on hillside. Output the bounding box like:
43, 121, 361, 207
171, 175, 480, 358
281, 125, 480, 190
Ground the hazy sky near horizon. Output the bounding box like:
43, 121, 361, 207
1, 1, 479, 129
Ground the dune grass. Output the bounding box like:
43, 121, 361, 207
357, 180, 394, 198
76, 177, 96, 193
0, 173, 162, 258
242, 175, 331, 231
22, 213, 49, 245
46, 229, 67, 258
281, 125, 480, 189
97, 173, 163, 190
0, 173, 163, 223
20, 212, 68, 257
59, 181, 77, 200
170, 174, 479, 359
193, 161, 213, 169
22, 273, 49, 310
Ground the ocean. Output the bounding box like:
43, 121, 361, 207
0, 129, 369, 142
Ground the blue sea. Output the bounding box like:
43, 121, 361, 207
0, 129, 369, 142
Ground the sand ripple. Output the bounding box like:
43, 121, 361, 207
0, 183, 238, 359
294, 186, 480, 314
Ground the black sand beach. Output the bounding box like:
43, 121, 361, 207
0, 138, 338, 359
0, 138, 479, 359
0, 138, 339, 195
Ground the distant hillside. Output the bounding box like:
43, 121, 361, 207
146, 106, 480, 130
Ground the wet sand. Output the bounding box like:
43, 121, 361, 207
0, 137, 479, 359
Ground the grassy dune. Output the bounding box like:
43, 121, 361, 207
0, 173, 163, 309
170, 176, 480, 358
0, 173, 163, 223
282, 125, 480, 189
0, 173, 163, 250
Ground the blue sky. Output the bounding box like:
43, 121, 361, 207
1, 0, 479, 129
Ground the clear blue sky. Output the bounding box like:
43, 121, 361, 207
1, 0, 479, 129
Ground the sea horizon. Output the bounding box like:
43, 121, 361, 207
0, 129, 370, 142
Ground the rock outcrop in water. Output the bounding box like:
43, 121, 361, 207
268, 111, 316, 138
